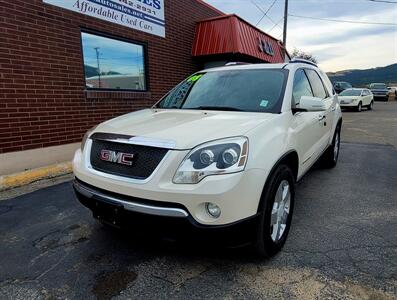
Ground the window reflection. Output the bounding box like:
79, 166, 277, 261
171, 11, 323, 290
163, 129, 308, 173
81, 32, 146, 91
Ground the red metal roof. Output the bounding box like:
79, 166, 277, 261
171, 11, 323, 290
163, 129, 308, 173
192, 14, 285, 64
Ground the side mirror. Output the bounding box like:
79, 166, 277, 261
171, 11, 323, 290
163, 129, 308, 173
296, 96, 326, 112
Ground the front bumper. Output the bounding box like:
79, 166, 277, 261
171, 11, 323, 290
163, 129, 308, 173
340, 102, 358, 107
372, 92, 388, 98
73, 146, 268, 226
73, 178, 260, 246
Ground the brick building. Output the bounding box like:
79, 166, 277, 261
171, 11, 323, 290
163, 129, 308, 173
0, 0, 285, 175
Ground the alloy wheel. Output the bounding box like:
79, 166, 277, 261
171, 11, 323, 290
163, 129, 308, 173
334, 131, 340, 162
270, 180, 291, 242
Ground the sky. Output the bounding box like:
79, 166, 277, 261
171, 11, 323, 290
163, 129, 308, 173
204, 0, 397, 72
81, 32, 144, 76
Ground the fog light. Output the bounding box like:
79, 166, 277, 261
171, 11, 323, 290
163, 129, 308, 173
206, 202, 221, 218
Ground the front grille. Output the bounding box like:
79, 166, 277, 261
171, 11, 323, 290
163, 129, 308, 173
90, 139, 168, 180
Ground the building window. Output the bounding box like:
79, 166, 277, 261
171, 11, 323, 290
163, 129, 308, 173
81, 32, 146, 91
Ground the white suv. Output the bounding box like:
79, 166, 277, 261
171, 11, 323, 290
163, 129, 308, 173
73, 59, 342, 256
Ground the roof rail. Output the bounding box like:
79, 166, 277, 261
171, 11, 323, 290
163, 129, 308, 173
225, 62, 252, 66
289, 58, 318, 67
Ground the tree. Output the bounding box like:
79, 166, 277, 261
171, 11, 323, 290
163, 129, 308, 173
291, 48, 318, 64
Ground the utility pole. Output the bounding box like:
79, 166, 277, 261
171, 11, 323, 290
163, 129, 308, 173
94, 47, 101, 88
282, 0, 289, 60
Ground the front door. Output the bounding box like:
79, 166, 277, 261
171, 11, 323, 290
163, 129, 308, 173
290, 69, 325, 175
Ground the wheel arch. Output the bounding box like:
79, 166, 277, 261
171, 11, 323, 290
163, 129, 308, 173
257, 150, 299, 213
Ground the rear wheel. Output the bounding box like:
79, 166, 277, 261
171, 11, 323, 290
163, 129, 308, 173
254, 165, 295, 257
321, 125, 341, 168
367, 101, 374, 110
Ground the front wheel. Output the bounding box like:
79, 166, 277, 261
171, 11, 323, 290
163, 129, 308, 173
356, 102, 362, 112
254, 165, 295, 257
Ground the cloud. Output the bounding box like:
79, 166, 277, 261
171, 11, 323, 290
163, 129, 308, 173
204, 0, 397, 72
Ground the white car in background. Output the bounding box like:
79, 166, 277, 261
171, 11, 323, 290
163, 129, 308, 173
339, 88, 374, 112
73, 59, 342, 257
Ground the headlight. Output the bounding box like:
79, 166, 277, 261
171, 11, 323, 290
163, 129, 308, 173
173, 137, 248, 184
81, 126, 97, 151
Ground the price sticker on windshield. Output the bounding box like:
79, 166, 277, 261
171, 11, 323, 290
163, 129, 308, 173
260, 100, 269, 107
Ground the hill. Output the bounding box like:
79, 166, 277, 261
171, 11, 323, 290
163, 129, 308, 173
327, 63, 397, 87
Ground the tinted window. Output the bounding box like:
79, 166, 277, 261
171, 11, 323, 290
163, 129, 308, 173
158, 69, 287, 113
81, 32, 146, 90
318, 69, 334, 95
292, 69, 313, 105
306, 69, 327, 99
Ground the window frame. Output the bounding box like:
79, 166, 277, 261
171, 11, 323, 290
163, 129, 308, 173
80, 28, 149, 92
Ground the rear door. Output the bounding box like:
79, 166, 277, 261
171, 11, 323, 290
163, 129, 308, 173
305, 69, 334, 153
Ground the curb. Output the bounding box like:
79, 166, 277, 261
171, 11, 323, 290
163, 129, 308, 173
0, 162, 72, 192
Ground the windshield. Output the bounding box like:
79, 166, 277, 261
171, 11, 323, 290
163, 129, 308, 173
370, 83, 387, 89
340, 89, 362, 96
156, 69, 288, 113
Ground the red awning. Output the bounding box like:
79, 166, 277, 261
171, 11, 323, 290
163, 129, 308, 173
192, 14, 285, 64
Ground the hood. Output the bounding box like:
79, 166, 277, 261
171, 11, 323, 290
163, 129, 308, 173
370, 88, 388, 92
339, 96, 359, 100
94, 109, 278, 149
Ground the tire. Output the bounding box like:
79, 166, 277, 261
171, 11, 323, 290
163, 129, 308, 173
254, 165, 295, 257
356, 102, 362, 112
321, 124, 341, 169
367, 101, 373, 110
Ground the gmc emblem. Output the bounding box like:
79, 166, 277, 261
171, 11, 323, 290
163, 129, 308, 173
100, 150, 134, 166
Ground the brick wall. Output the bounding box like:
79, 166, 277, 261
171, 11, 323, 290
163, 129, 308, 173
0, 0, 221, 154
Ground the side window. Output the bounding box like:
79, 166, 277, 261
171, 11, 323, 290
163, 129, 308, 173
318, 69, 334, 95
362, 90, 367, 96
306, 69, 327, 99
292, 69, 313, 106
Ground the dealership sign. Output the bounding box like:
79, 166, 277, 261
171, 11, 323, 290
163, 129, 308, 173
258, 38, 274, 56
43, 0, 165, 37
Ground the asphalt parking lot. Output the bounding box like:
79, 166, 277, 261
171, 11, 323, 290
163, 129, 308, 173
342, 100, 397, 148
1, 102, 396, 300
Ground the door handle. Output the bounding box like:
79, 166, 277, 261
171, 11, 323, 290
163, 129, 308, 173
331, 106, 336, 111
318, 115, 326, 121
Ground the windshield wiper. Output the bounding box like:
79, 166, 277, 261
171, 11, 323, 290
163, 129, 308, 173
187, 106, 244, 112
